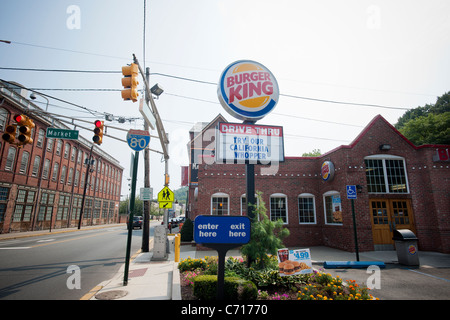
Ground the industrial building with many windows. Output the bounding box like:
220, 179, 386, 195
0, 81, 123, 233
186, 114, 450, 253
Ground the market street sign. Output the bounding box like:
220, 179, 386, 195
46, 128, 79, 140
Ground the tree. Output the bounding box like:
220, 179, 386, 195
241, 192, 290, 269
302, 149, 322, 157
395, 91, 450, 145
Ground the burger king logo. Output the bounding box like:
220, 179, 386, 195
218, 60, 279, 121
321, 161, 335, 181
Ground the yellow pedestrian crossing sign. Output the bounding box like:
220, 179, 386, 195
158, 187, 174, 202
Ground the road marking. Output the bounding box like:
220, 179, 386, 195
0, 247, 30, 250
31, 231, 113, 248
37, 238, 55, 243
406, 268, 450, 283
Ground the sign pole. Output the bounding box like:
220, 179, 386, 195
351, 199, 360, 261
346, 185, 359, 261
124, 151, 139, 285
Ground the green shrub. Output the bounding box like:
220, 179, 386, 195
180, 218, 193, 241
178, 257, 207, 272
192, 275, 258, 300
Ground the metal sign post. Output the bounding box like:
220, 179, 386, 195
123, 151, 139, 285
194, 215, 251, 299
347, 185, 360, 261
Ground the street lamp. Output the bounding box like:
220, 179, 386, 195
30, 92, 49, 111
150, 83, 164, 97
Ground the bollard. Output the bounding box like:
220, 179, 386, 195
175, 233, 181, 262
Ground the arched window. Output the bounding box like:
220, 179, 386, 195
323, 191, 342, 225
364, 155, 409, 193
211, 192, 229, 215
19, 151, 30, 175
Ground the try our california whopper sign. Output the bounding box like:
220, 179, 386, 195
217, 60, 279, 121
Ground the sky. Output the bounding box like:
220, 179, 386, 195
1, 0, 449, 199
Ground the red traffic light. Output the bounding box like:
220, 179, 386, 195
94, 120, 102, 128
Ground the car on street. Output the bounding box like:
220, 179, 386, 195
131, 216, 143, 229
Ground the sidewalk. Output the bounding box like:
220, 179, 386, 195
88, 240, 450, 300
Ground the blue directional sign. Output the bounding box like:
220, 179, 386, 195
127, 129, 150, 152
346, 185, 357, 199
194, 215, 251, 245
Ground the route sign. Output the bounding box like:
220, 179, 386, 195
126, 129, 150, 152
46, 128, 79, 140
346, 185, 357, 200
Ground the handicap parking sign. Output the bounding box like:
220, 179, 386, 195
346, 185, 357, 199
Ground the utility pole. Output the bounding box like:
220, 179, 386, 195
78, 145, 94, 229
141, 67, 151, 252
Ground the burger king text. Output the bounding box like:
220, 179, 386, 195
226, 72, 274, 103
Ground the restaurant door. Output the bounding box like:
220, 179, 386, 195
370, 199, 416, 250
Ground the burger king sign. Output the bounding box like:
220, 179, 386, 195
218, 60, 279, 121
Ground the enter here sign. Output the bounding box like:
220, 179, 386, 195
194, 215, 251, 245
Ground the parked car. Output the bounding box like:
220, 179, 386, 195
131, 216, 143, 229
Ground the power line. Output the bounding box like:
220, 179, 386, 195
0, 66, 409, 110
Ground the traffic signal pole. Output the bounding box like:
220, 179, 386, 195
133, 54, 170, 229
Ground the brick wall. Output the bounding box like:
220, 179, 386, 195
187, 115, 450, 253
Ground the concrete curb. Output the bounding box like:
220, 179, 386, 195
172, 262, 182, 300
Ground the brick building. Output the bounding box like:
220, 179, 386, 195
0, 81, 123, 233
186, 114, 450, 253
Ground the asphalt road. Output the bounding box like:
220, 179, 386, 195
0, 223, 155, 300
319, 262, 450, 300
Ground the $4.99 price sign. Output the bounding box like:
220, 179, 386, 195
127, 129, 150, 152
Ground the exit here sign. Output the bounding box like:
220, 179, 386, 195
194, 215, 251, 245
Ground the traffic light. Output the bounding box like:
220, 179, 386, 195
1, 124, 17, 144
93, 120, 104, 145
15, 114, 35, 146
121, 63, 139, 102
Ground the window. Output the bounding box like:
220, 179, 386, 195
52, 162, 59, 181
323, 191, 342, 224
46, 138, 54, 152
31, 156, 41, 177
57, 194, 70, 220
38, 192, 54, 221
298, 194, 316, 224
365, 155, 409, 193
240, 194, 259, 217
13, 189, 35, 222
36, 129, 45, 148
211, 193, 229, 215
270, 194, 288, 223
71, 147, 76, 162
5, 147, 16, 171
42, 159, 50, 179
19, 151, 30, 175
0, 187, 9, 223
56, 140, 62, 155
68, 168, 73, 185
0, 108, 8, 131
60, 166, 67, 184
64, 144, 70, 158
